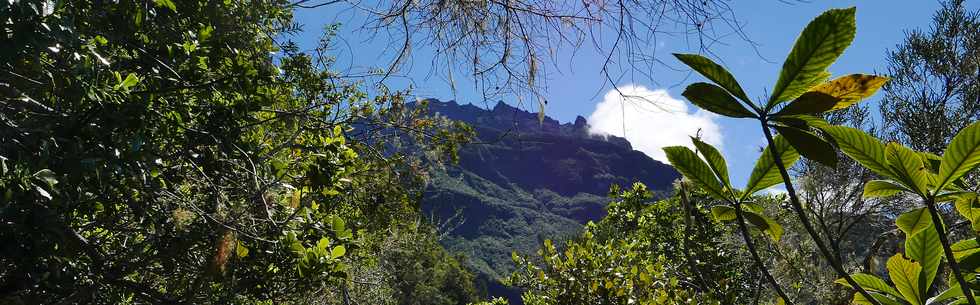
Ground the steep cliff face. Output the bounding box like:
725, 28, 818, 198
419, 99, 679, 298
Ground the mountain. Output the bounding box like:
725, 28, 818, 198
419, 99, 679, 300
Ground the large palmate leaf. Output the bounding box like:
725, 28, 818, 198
896, 207, 932, 238
905, 225, 941, 298
775, 125, 837, 167
863, 180, 909, 198
768, 7, 857, 108
834, 273, 901, 299
682, 83, 757, 118
887, 254, 924, 305
691, 137, 731, 187
822, 125, 894, 179
743, 136, 800, 197
673, 53, 753, 104
810, 74, 889, 110
663, 146, 728, 200
939, 121, 980, 190
885, 142, 930, 196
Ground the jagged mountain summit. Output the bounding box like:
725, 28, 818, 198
419, 99, 679, 300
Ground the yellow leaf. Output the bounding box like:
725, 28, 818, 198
810, 74, 888, 110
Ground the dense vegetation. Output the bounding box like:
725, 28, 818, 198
4, 1, 980, 305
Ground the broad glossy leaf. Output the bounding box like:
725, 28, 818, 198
957, 251, 980, 273
834, 273, 901, 299
810, 74, 889, 110
663, 146, 729, 200
682, 83, 757, 118
774, 91, 841, 115
768, 8, 857, 108
822, 125, 894, 179
673, 53, 752, 103
743, 136, 800, 197
886, 254, 923, 305
862, 180, 908, 198
885, 142, 929, 196
952, 239, 980, 260
691, 136, 731, 188
939, 121, 980, 190
331, 245, 346, 259
896, 207, 931, 238
775, 125, 837, 167
905, 225, 941, 297
772, 114, 832, 131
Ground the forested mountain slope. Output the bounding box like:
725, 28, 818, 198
418, 100, 679, 295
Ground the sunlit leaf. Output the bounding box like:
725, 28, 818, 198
822, 125, 894, 179
905, 225, 941, 297
768, 8, 856, 108
896, 207, 931, 238
810, 74, 889, 110
886, 254, 923, 305
691, 136, 731, 188
862, 180, 908, 198
884, 142, 929, 196
939, 121, 980, 190
834, 273, 901, 299
743, 136, 800, 197
663, 146, 729, 201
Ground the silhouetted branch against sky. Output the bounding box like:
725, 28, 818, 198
291, 0, 763, 107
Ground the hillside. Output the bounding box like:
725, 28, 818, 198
419, 99, 679, 297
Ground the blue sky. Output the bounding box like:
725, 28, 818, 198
293, 1, 977, 188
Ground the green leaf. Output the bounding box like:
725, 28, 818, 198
884, 142, 929, 195
822, 125, 894, 178
153, 0, 177, 12
928, 285, 966, 305
691, 137, 731, 188
905, 225, 941, 298
896, 208, 931, 239
955, 193, 980, 232
834, 273, 901, 299
743, 136, 800, 197
743, 210, 784, 242
851, 292, 903, 305
768, 7, 856, 108
114, 73, 140, 91
710, 205, 736, 221
862, 180, 909, 198
663, 146, 729, 201
809, 74, 889, 110
673, 53, 753, 104
236, 243, 249, 258
682, 83, 757, 118
331, 245, 346, 259
774, 125, 837, 167
939, 121, 980, 190
886, 254, 923, 305
774, 91, 841, 116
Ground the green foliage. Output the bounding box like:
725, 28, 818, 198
509, 183, 754, 305
768, 8, 856, 107
0, 0, 474, 303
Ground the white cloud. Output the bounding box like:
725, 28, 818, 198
587, 85, 723, 163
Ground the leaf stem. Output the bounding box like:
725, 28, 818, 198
925, 196, 977, 305
732, 201, 794, 304
759, 120, 882, 305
